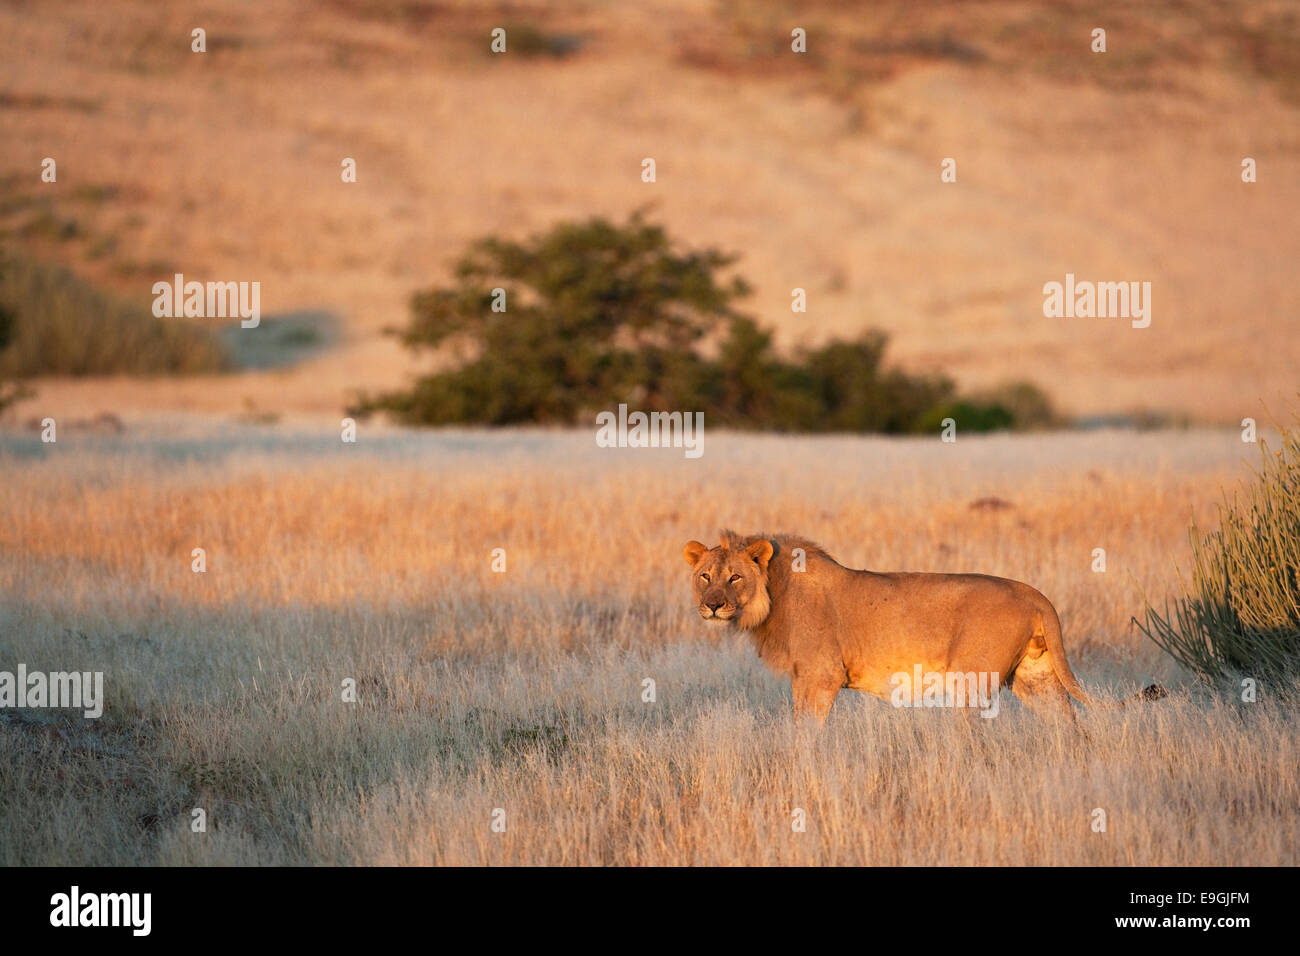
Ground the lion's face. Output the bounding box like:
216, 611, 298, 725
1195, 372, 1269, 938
683, 536, 775, 629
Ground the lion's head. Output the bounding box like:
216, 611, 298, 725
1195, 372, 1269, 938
683, 532, 775, 629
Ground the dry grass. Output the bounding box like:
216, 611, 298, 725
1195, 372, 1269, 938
2, 422, 1296, 865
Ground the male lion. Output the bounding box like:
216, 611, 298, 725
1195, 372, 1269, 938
684, 530, 1158, 724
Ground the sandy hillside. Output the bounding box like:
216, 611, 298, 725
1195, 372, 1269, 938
1, 0, 1297, 422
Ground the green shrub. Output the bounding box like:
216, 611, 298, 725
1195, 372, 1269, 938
1138, 419, 1300, 681
356, 213, 1053, 434
0, 299, 33, 414
0, 253, 229, 376
916, 400, 1015, 435
496, 23, 583, 59
968, 380, 1062, 430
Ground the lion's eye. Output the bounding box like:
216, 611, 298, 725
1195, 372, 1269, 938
729, 574, 742, 584
700, 573, 710, 583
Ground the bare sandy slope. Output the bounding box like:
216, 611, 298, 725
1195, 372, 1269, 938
2, 0, 1297, 422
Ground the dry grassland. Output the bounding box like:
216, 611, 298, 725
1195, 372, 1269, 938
2, 423, 1295, 864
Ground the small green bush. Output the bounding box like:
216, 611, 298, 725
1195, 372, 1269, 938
0, 299, 33, 414
0, 253, 229, 376
916, 400, 1014, 435
1138, 418, 1300, 681
968, 380, 1062, 430
497, 23, 583, 59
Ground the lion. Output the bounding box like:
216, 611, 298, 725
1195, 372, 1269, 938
684, 530, 1162, 723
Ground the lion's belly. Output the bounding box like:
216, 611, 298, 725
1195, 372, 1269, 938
846, 659, 953, 701
840, 604, 963, 699
835, 576, 1037, 697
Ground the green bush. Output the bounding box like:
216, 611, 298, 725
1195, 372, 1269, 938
496, 23, 583, 59
0, 253, 229, 376
0, 299, 33, 414
369, 214, 749, 425
355, 213, 1052, 434
916, 400, 1014, 435
1138, 419, 1300, 681
968, 380, 1062, 430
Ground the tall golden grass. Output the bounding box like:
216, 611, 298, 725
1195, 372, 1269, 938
2, 423, 1294, 865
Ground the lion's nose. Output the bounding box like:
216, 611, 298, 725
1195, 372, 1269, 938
706, 599, 725, 612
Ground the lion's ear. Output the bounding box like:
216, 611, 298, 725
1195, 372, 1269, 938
683, 540, 709, 567
746, 539, 774, 570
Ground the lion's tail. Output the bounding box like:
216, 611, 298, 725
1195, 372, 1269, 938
1038, 604, 1096, 706
1037, 605, 1168, 709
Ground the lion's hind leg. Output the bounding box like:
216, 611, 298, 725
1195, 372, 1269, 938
1007, 641, 1077, 726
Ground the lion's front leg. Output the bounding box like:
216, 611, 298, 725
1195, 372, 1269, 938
791, 674, 841, 725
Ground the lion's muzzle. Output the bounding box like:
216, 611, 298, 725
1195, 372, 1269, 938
699, 600, 736, 621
